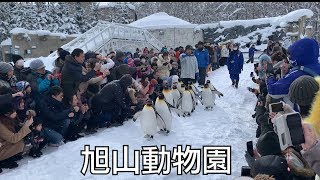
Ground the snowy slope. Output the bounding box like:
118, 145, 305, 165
1, 62, 259, 180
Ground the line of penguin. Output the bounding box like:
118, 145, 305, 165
133, 79, 224, 140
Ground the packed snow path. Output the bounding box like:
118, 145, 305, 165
2, 63, 258, 180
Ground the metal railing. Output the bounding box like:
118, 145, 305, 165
49, 22, 164, 57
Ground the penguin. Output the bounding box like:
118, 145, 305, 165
206, 80, 224, 98
176, 86, 194, 117
133, 100, 157, 140
172, 85, 181, 108
162, 85, 174, 107
201, 84, 215, 111
155, 94, 172, 135
188, 85, 197, 110
177, 79, 184, 94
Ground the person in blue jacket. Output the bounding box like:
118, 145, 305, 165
246, 44, 260, 63
267, 38, 320, 108
194, 41, 209, 87
227, 43, 244, 88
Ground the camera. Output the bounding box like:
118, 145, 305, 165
273, 112, 305, 151
269, 102, 284, 113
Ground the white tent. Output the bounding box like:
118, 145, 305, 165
129, 12, 197, 29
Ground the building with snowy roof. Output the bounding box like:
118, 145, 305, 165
129, 12, 202, 49
0, 28, 78, 62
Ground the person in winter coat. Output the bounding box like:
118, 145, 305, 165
157, 52, 172, 80
26, 59, 59, 101
61, 48, 101, 105
39, 86, 73, 146
64, 95, 89, 142
227, 43, 244, 88
16, 81, 36, 110
133, 48, 140, 59
266, 38, 320, 108
0, 62, 17, 89
246, 44, 260, 63
27, 117, 47, 158
91, 74, 133, 127
257, 54, 273, 80
301, 123, 320, 176
179, 45, 199, 85
54, 50, 70, 71
109, 64, 136, 81
194, 41, 210, 87
112, 51, 126, 67
0, 103, 33, 170
220, 44, 229, 66
11, 54, 25, 81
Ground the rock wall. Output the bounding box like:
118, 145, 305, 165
147, 28, 203, 49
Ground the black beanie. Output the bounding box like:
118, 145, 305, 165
251, 155, 290, 180
11, 54, 23, 64
256, 131, 282, 156
289, 75, 319, 106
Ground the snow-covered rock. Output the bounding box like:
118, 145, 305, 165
9, 28, 29, 35
36, 30, 51, 36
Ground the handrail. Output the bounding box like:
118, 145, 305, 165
49, 22, 165, 58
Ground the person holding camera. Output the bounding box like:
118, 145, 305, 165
157, 51, 172, 81
0, 103, 33, 170
266, 38, 320, 109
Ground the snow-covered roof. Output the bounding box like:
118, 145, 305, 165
0, 38, 12, 46
98, 2, 135, 10
129, 12, 197, 29
195, 9, 313, 30
9, 28, 79, 38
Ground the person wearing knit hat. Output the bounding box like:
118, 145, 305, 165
289, 75, 319, 117
0, 62, 15, 88
256, 131, 282, 156
11, 54, 26, 81
29, 59, 46, 71
0, 62, 14, 74
11, 54, 24, 67
16, 81, 31, 92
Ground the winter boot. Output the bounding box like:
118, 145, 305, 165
29, 148, 41, 158
232, 80, 236, 86
0, 159, 19, 169
252, 113, 256, 118
235, 80, 239, 88
10, 153, 23, 161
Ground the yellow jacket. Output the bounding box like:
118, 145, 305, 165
304, 76, 320, 137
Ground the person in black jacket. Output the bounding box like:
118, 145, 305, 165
61, 48, 101, 105
27, 117, 47, 158
39, 86, 73, 146
91, 74, 133, 128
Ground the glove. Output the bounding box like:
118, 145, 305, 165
195, 73, 199, 80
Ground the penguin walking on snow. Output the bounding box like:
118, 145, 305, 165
177, 79, 184, 94
133, 100, 157, 140
177, 86, 194, 117
162, 85, 174, 107
206, 80, 224, 98
172, 85, 181, 108
155, 94, 173, 135
200, 84, 215, 110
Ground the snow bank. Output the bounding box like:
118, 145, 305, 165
0, 38, 12, 46
98, 2, 136, 10
195, 9, 313, 31
129, 12, 197, 29
36, 30, 51, 36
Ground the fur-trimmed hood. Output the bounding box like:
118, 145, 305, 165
304, 76, 320, 137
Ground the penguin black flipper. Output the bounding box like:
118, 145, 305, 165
164, 100, 183, 117
176, 97, 182, 109
191, 84, 201, 94
154, 108, 167, 128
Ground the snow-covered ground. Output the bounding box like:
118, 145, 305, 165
1, 61, 260, 180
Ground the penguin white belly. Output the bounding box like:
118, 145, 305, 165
182, 92, 193, 113
163, 92, 174, 106
140, 108, 157, 136
202, 90, 215, 107
172, 90, 181, 107
155, 103, 172, 131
